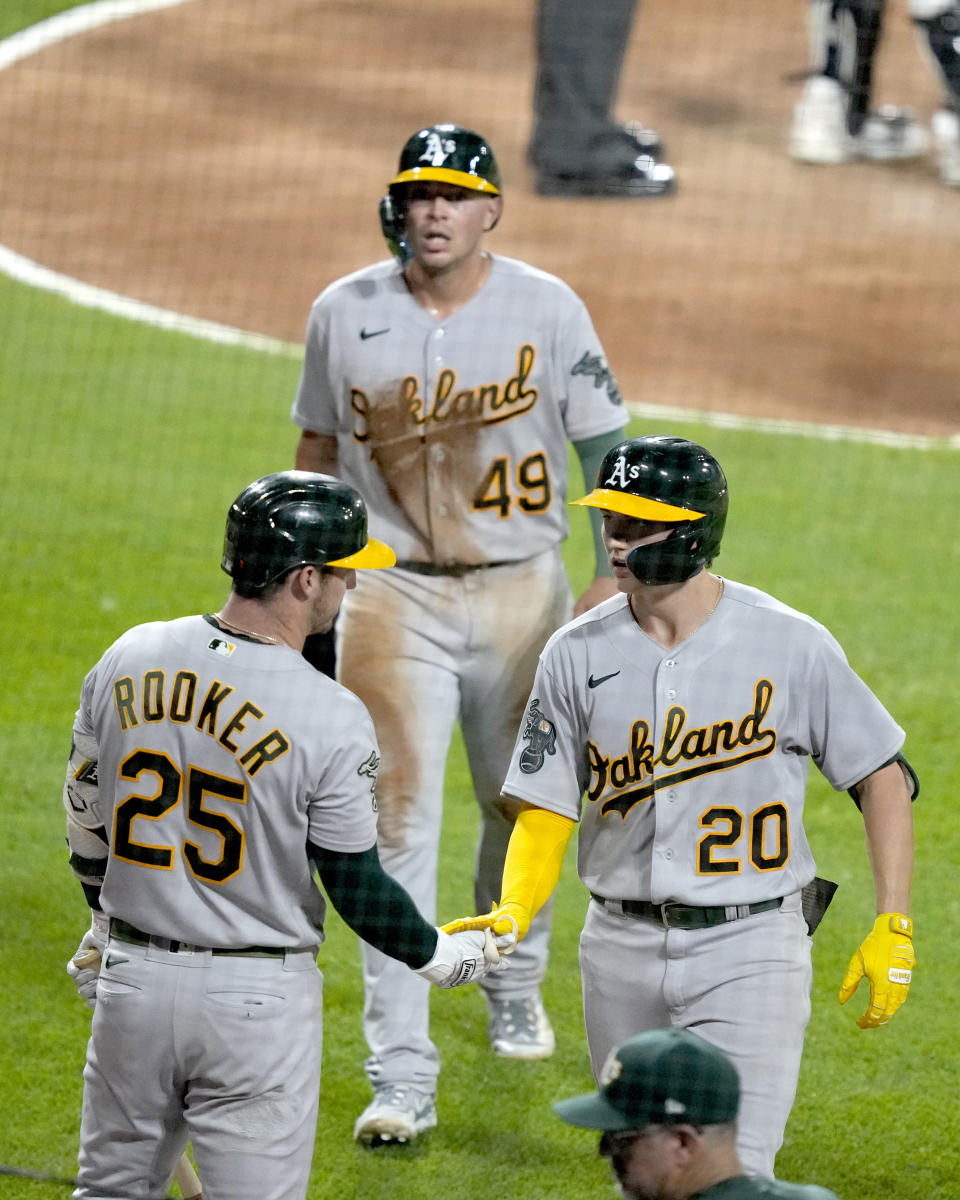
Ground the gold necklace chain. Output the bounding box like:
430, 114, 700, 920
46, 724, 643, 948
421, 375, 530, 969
213, 612, 283, 645
629, 576, 724, 638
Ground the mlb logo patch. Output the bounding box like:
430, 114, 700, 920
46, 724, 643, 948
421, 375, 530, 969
208, 637, 236, 657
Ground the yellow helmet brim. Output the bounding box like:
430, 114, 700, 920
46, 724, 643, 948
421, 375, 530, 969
570, 489, 705, 522
327, 537, 397, 569
390, 166, 500, 194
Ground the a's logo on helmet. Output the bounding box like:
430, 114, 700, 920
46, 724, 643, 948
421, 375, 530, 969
519, 699, 557, 774
604, 455, 640, 490
599, 1049, 623, 1089
419, 132, 457, 166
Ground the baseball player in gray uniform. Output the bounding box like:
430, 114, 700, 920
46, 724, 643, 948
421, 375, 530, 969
447, 435, 917, 1178
291, 123, 626, 1145
63, 472, 502, 1200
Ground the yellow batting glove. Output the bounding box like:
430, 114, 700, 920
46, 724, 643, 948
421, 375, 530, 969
838, 913, 915, 1029
440, 905, 522, 953
440, 907, 499, 936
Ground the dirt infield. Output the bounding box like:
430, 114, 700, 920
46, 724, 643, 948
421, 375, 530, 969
1, 0, 958, 436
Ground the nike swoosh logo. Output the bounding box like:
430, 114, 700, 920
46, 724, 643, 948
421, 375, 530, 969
104, 954, 129, 969
360, 327, 390, 340
588, 670, 621, 688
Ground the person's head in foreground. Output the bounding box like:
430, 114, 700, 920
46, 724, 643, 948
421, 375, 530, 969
553, 1028, 743, 1200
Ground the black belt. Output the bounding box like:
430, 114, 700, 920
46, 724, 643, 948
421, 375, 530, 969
110, 918, 286, 958
590, 894, 783, 930
394, 559, 515, 577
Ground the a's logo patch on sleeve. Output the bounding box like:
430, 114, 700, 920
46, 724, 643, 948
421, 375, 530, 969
357, 750, 381, 794
571, 350, 622, 406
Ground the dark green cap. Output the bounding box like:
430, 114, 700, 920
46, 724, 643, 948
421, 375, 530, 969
553, 1029, 740, 1131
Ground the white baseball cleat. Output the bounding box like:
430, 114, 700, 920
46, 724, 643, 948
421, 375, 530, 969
932, 108, 960, 187
353, 1084, 437, 1146
486, 993, 556, 1059
790, 76, 929, 164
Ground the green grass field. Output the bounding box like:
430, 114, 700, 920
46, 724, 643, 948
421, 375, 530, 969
2, 5, 958, 1198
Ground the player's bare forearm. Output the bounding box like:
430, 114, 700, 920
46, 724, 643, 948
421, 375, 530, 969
857, 761, 915, 914
294, 429, 339, 475
840, 761, 915, 1028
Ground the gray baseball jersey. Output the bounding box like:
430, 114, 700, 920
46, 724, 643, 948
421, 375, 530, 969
504, 580, 904, 905
65, 614, 379, 949
291, 253, 624, 564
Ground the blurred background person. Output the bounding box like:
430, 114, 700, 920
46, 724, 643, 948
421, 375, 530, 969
790, 0, 960, 187
527, 0, 675, 196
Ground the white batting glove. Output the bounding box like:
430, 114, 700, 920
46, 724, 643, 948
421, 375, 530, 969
415, 928, 505, 989
65, 911, 109, 1010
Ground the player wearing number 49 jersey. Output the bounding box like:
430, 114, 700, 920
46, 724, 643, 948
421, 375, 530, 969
62, 473, 503, 1200
292, 123, 626, 1144
446, 435, 918, 1180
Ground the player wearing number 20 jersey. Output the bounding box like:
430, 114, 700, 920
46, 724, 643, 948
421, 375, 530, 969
486, 436, 917, 1180
516, 579, 904, 906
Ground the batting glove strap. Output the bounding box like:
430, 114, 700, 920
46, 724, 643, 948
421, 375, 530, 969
415, 928, 504, 989
838, 911, 915, 1029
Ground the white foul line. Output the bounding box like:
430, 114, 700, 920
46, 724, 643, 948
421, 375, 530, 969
0, 0, 193, 71
0, 243, 302, 357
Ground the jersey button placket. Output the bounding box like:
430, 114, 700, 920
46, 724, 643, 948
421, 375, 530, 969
664, 656, 678, 701
651, 655, 682, 900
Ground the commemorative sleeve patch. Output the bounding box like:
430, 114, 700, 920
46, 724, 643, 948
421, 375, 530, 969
519, 699, 557, 773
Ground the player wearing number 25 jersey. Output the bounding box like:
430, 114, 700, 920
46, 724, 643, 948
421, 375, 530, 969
62, 473, 502, 1200
475, 436, 918, 1180
292, 124, 626, 1144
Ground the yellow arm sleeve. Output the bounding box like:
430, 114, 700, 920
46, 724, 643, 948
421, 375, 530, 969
497, 806, 576, 940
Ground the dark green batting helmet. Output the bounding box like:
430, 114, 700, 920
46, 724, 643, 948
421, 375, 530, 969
379, 123, 501, 260
221, 471, 395, 591
572, 436, 728, 585
388, 124, 501, 193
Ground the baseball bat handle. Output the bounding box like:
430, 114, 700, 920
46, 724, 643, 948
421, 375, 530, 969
73, 949, 102, 970
173, 1153, 202, 1198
